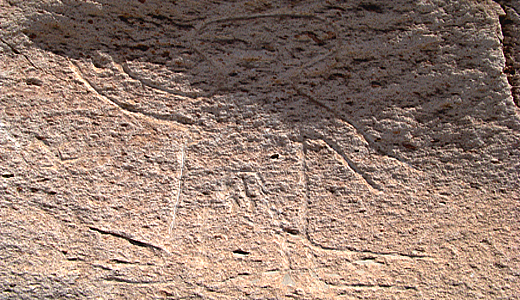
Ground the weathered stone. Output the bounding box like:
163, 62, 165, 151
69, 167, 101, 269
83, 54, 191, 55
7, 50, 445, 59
1, 0, 519, 298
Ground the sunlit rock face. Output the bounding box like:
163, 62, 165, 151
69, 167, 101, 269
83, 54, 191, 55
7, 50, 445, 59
1, 0, 519, 298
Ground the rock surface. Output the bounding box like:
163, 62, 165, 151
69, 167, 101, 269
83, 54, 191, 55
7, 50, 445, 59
1, 0, 519, 298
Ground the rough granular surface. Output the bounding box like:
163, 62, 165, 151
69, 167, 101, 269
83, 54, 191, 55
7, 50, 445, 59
1, 0, 519, 299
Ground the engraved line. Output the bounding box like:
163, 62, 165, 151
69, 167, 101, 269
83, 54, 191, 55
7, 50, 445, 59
321, 137, 384, 191
68, 59, 195, 125
294, 85, 420, 172
169, 141, 186, 234
121, 62, 213, 99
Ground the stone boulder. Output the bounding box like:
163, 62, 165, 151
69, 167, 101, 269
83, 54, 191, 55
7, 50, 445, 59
1, 0, 519, 298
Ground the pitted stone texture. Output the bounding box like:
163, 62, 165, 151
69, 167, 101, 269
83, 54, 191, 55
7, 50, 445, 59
1, 0, 519, 299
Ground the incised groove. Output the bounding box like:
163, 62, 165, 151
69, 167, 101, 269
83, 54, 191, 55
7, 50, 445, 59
293, 85, 420, 172
302, 130, 383, 191
0, 37, 41, 71
302, 232, 432, 260
89, 226, 166, 253
121, 62, 212, 99
67, 59, 195, 125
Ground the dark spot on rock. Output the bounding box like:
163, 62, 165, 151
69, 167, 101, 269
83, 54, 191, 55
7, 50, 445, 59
26, 78, 43, 86
282, 226, 299, 235
370, 81, 382, 87
131, 44, 149, 51
233, 249, 250, 255
402, 142, 417, 150
359, 3, 384, 13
